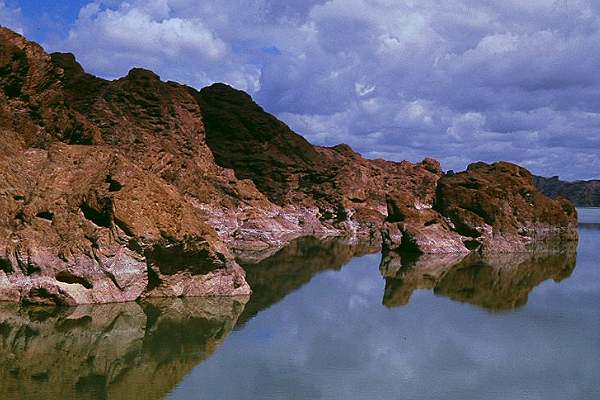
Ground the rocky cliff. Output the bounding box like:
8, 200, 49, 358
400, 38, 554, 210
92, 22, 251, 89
383, 162, 578, 254
0, 28, 253, 304
0, 27, 579, 305
534, 175, 600, 207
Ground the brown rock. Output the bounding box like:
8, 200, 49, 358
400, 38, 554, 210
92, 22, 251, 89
435, 162, 578, 253
0, 141, 250, 305
0, 27, 580, 304
382, 161, 578, 254
197, 83, 447, 244
0, 28, 249, 304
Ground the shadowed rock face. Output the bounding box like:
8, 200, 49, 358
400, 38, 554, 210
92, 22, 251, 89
381, 245, 576, 311
0, 27, 579, 304
195, 83, 323, 206
0, 296, 248, 400
197, 83, 448, 240
534, 175, 600, 207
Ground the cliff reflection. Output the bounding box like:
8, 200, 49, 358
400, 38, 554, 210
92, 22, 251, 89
381, 245, 577, 311
0, 296, 248, 400
236, 236, 381, 327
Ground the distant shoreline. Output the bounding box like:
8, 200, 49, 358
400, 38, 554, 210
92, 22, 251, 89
535, 176, 600, 207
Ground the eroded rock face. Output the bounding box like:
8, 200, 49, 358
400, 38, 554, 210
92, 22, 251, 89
435, 162, 578, 253
0, 27, 580, 304
0, 297, 248, 399
0, 142, 250, 304
197, 83, 447, 244
383, 162, 578, 254
50, 53, 322, 253
380, 244, 576, 310
0, 28, 251, 304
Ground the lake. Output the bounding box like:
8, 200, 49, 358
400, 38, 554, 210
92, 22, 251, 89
2, 209, 599, 399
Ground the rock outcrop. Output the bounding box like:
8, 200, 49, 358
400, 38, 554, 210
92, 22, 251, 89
383, 162, 578, 254
196, 84, 579, 255
0, 27, 579, 304
196, 83, 448, 247
0, 28, 252, 304
435, 162, 578, 252
0, 141, 250, 305
534, 175, 600, 207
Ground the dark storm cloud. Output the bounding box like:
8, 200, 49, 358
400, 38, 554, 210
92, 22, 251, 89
12, 0, 600, 179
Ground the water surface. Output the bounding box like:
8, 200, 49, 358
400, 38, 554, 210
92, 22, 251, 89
2, 210, 599, 399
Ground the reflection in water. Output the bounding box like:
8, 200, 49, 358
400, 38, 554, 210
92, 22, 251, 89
236, 236, 381, 327
0, 297, 248, 400
1, 216, 597, 400
381, 245, 577, 311
170, 220, 599, 400
579, 222, 600, 230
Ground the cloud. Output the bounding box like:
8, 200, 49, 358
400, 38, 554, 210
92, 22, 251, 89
52, 0, 261, 91
0, 1, 24, 33
44, 0, 600, 179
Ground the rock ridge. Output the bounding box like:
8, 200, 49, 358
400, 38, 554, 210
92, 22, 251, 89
0, 27, 579, 304
534, 175, 600, 207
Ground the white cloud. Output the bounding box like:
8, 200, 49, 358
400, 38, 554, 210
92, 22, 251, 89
52, 0, 260, 91
71, 5, 226, 60
44, 0, 600, 179
0, 1, 24, 34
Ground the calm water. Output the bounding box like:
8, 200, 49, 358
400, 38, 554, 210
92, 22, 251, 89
2, 209, 599, 399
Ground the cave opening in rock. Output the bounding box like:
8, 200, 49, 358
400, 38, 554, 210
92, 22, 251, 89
80, 202, 112, 228
55, 271, 94, 289
0, 257, 13, 273
35, 211, 54, 221
105, 175, 123, 192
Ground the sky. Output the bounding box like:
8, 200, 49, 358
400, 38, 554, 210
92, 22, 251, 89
1, 0, 600, 180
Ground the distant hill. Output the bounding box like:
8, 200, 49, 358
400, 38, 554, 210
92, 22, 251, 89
534, 176, 600, 207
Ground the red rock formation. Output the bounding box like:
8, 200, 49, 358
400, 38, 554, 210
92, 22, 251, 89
197, 83, 445, 242
0, 28, 250, 304
0, 28, 579, 304
382, 161, 578, 254
434, 162, 578, 252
